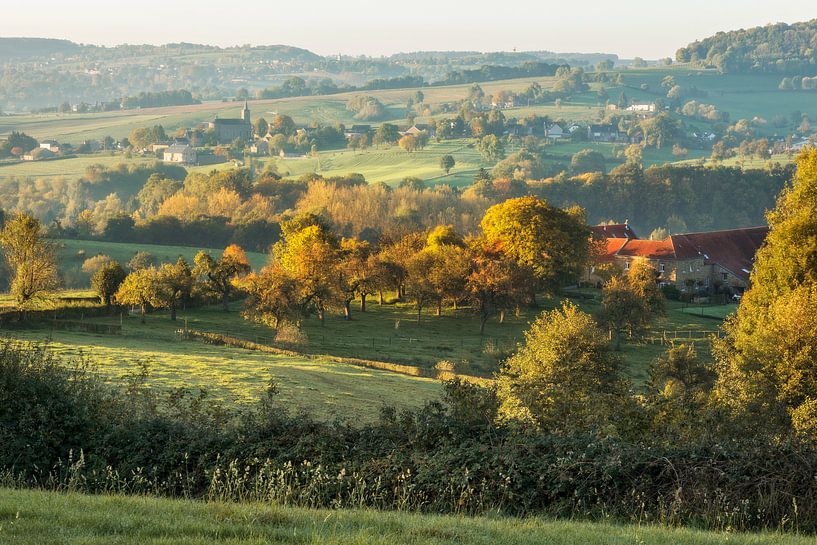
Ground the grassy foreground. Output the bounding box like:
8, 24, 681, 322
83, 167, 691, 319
0, 488, 809, 545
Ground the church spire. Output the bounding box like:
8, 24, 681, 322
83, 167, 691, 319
241, 100, 250, 122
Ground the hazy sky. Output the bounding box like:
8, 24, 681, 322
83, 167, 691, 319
2, 0, 815, 58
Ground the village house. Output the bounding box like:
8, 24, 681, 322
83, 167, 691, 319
39, 140, 61, 153
163, 143, 197, 165
587, 225, 768, 295
404, 123, 435, 137
344, 124, 371, 140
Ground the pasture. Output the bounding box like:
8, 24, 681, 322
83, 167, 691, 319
0, 487, 808, 545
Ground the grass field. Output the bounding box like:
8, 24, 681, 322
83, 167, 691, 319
0, 153, 152, 180
0, 487, 808, 545
4, 320, 441, 420
4, 284, 732, 401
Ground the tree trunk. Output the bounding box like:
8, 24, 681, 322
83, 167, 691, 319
378, 290, 384, 305
436, 299, 442, 317
417, 306, 422, 324
612, 328, 622, 351
479, 314, 488, 336
453, 299, 458, 311
360, 294, 367, 312
343, 300, 351, 321
170, 301, 177, 321
140, 304, 146, 324
318, 306, 325, 326
499, 309, 505, 324
222, 290, 229, 312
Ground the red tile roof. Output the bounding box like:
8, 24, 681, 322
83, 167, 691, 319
593, 226, 768, 282
615, 239, 676, 259
669, 227, 768, 282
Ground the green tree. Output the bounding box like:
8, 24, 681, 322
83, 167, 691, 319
154, 258, 193, 320
497, 302, 628, 432
477, 134, 505, 162
440, 154, 455, 174
713, 149, 817, 436
0, 213, 59, 313
373, 123, 400, 145
91, 261, 126, 310
570, 149, 606, 174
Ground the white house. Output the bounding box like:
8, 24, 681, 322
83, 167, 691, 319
163, 144, 197, 165
40, 140, 61, 153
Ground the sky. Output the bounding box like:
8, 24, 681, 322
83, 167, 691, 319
1, 0, 815, 59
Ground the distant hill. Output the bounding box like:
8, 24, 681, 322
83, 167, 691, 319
677, 19, 817, 74
0, 37, 81, 61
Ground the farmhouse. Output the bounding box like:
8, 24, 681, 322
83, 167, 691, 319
587, 124, 622, 142
163, 143, 197, 165
208, 102, 253, 144
625, 102, 657, 113
588, 226, 768, 294
344, 124, 371, 139
544, 123, 564, 140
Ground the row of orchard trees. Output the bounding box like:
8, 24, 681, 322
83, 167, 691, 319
238, 196, 592, 334
0, 212, 254, 322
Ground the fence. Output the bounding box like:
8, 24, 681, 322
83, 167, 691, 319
634, 329, 722, 346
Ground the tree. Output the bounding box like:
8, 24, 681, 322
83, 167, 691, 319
154, 258, 193, 320
128, 251, 156, 272
237, 262, 303, 328
640, 113, 681, 149
713, 149, 817, 436
466, 240, 529, 334
496, 302, 627, 432
115, 268, 156, 324
570, 149, 606, 174
624, 144, 643, 166
477, 134, 505, 162
481, 197, 591, 294
274, 220, 339, 324
335, 237, 374, 318
373, 123, 400, 145
253, 117, 269, 137
440, 154, 455, 175
91, 261, 126, 310
194, 245, 251, 311
0, 213, 59, 313
405, 250, 438, 323
398, 134, 419, 152
597, 260, 664, 350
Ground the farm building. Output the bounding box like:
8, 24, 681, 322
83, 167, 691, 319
163, 143, 197, 164
625, 102, 657, 113
587, 226, 768, 294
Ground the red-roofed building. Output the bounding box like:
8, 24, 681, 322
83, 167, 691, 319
586, 226, 768, 293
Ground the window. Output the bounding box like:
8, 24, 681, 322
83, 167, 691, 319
624, 261, 630, 270
659, 263, 666, 273
721, 272, 728, 281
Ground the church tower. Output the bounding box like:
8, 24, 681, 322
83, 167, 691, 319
241, 101, 250, 123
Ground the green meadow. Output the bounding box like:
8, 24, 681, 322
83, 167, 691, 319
0, 487, 808, 545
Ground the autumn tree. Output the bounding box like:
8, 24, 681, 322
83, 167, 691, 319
194, 245, 251, 311
273, 216, 339, 324
481, 196, 591, 295
466, 239, 530, 334
237, 262, 303, 328
336, 237, 375, 318
115, 268, 156, 324
0, 213, 59, 314
91, 261, 127, 310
